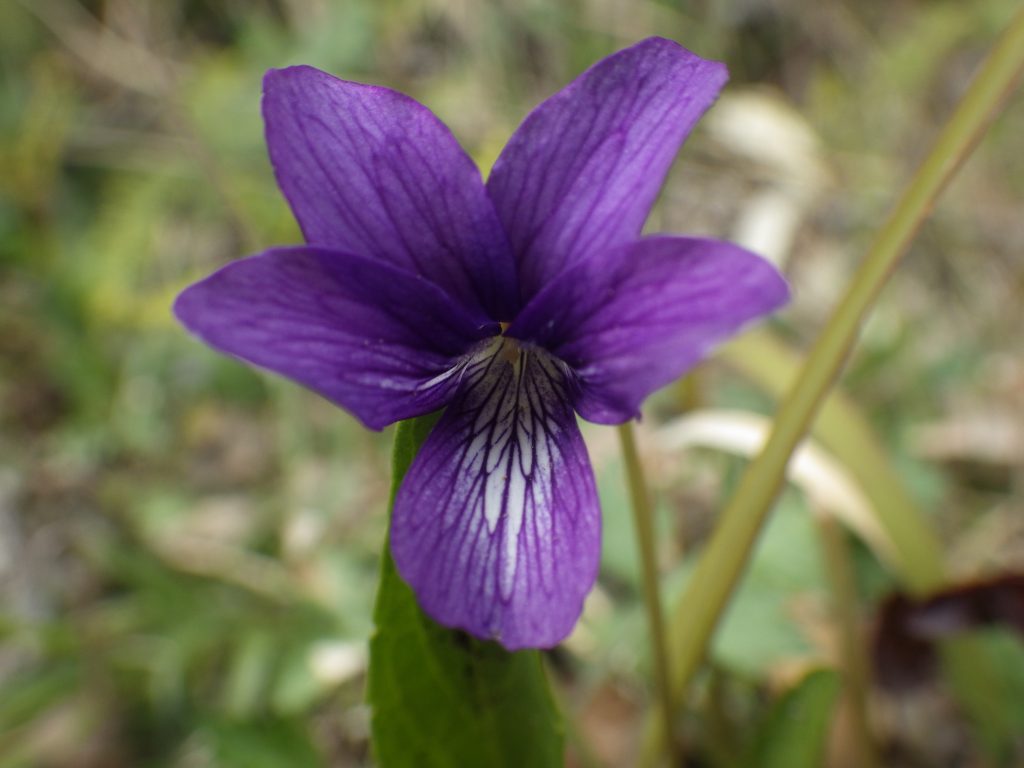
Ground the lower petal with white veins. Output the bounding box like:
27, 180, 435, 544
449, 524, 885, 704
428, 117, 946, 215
390, 337, 600, 650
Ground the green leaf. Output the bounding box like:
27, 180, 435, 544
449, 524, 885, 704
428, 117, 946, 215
744, 668, 841, 768
367, 416, 564, 768
942, 630, 1024, 760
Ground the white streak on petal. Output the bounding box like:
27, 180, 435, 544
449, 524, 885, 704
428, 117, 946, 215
501, 460, 527, 599
484, 465, 506, 533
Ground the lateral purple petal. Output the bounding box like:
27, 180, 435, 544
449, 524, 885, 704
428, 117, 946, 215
263, 66, 519, 319
486, 37, 727, 302
173, 247, 498, 430
390, 338, 600, 650
509, 236, 790, 424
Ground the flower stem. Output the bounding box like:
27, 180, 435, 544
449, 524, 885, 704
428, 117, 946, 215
817, 513, 877, 768
639, 6, 1024, 765
617, 422, 678, 765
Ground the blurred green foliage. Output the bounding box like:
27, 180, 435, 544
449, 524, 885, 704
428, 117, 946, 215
2, 0, 1023, 765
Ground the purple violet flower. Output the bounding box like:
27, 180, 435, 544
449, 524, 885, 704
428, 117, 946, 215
174, 38, 789, 650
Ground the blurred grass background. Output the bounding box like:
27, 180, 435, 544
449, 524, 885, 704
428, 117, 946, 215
1, 0, 1023, 766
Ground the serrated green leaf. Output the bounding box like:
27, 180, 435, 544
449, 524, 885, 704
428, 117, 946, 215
744, 668, 841, 768
367, 416, 564, 768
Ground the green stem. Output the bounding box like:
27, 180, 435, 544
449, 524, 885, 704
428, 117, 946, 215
817, 514, 877, 768
618, 422, 678, 765
640, 7, 1024, 765
721, 329, 945, 593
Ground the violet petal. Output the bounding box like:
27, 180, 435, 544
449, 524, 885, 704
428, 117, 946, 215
509, 236, 790, 424
263, 66, 519, 319
487, 37, 727, 302
173, 247, 498, 430
390, 338, 600, 650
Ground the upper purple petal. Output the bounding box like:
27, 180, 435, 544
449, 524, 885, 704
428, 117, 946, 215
263, 66, 520, 320
508, 236, 790, 424
174, 247, 498, 430
391, 337, 600, 650
486, 37, 727, 302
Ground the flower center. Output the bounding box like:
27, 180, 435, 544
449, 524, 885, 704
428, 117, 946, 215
461, 333, 574, 401
469, 333, 523, 369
